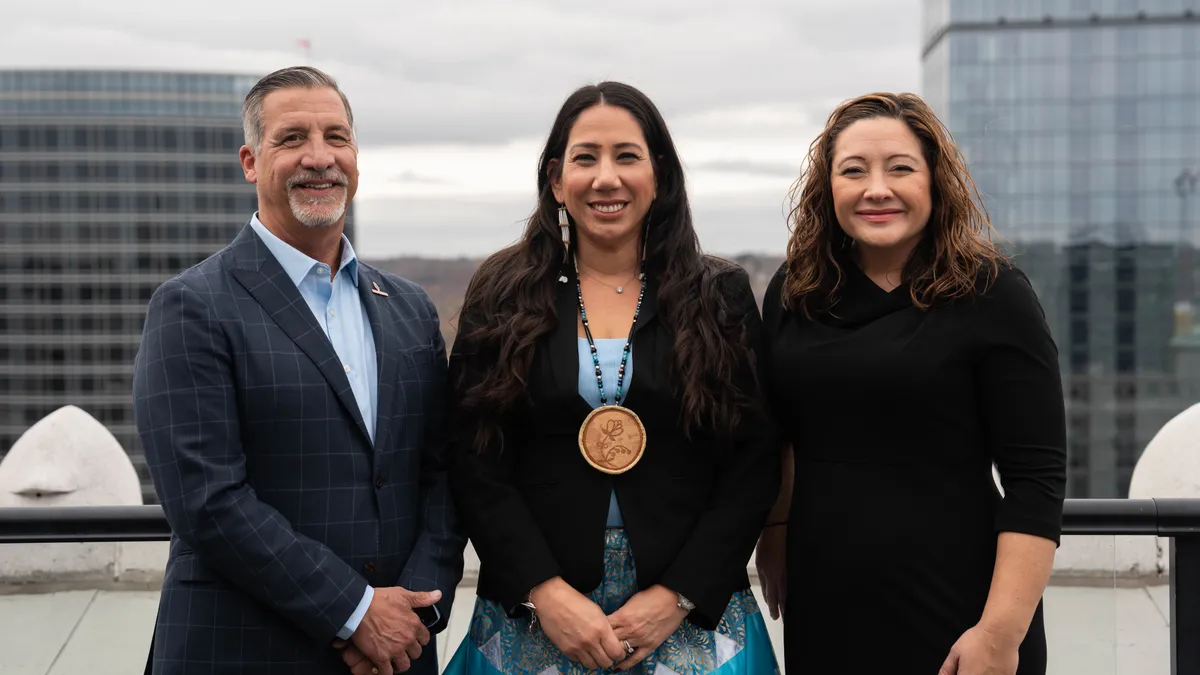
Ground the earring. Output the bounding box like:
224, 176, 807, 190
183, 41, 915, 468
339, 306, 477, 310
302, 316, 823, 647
558, 205, 570, 283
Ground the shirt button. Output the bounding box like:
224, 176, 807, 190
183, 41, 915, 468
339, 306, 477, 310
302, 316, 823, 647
363, 561, 376, 573
328, 308, 336, 318
343, 364, 351, 373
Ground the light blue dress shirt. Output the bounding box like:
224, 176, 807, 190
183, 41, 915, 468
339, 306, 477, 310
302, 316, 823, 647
249, 214, 378, 639
577, 338, 632, 527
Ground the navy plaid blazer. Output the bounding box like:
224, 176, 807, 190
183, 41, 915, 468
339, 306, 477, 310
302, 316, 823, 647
133, 222, 465, 674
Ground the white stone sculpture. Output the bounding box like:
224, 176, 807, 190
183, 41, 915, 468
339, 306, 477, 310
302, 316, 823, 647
0, 405, 148, 584
1127, 401, 1200, 574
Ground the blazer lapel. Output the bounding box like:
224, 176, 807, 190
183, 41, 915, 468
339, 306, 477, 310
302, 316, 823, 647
227, 224, 373, 445
357, 267, 396, 454
550, 270, 591, 415
631, 272, 659, 336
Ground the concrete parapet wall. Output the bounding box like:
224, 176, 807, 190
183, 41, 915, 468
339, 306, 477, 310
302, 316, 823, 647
1051, 535, 1164, 583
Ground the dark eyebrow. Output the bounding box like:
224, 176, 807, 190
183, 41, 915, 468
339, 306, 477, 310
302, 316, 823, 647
836, 153, 920, 168
568, 142, 646, 154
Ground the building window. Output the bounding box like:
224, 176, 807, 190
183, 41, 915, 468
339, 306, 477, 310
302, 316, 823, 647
1116, 349, 1135, 372
1115, 439, 1139, 468
1116, 319, 1135, 345
1069, 289, 1088, 313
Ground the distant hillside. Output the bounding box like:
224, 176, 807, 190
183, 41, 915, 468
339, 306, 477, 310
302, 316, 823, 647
365, 253, 785, 345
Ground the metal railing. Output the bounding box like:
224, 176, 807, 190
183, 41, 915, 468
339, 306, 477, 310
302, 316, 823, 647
2, 498, 1200, 673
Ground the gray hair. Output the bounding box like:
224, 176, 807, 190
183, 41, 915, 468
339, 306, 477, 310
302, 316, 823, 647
241, 66, 355, 153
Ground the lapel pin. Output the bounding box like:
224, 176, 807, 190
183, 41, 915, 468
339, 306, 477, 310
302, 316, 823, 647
371, 281, 389, 297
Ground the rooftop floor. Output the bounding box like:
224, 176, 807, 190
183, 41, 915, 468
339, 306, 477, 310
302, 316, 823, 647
0, 581, 1171, 675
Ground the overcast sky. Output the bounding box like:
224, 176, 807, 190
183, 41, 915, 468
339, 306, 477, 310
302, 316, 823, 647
1, 0, 925, 258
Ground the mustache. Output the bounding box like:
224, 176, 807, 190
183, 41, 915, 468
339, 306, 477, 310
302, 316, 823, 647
286, 170, 348, 188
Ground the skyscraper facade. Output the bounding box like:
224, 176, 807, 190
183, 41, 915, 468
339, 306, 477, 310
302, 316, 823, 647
922, 2, 1200, 496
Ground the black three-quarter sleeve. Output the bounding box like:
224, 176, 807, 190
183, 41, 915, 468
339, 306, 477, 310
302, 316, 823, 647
976, 265, 1068, 545
658, 268, 782, 628
446, 301, 562, 613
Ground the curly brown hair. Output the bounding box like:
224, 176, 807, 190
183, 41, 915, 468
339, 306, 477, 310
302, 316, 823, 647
782, 92, 1007, 316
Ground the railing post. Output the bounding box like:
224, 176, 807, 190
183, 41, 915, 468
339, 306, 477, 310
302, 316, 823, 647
1171, 535, 1200, 675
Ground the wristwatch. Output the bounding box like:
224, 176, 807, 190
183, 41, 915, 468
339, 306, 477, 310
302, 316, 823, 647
676, 593, 695, 613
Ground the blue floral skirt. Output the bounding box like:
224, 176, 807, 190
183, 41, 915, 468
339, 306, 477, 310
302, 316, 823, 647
443, 529, 780, 674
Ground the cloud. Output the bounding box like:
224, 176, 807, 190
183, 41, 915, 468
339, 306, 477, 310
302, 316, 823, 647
0, 0, 925, 257
387, 170, 450, 186
0, 0, 923, 147
688, 160, 801, 178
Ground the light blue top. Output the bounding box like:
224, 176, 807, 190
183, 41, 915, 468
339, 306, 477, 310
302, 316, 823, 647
577, 338, 633, 528
249, 214, 381, 639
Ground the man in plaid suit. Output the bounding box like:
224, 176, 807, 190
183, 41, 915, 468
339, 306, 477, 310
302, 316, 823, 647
133, 66, 465, 674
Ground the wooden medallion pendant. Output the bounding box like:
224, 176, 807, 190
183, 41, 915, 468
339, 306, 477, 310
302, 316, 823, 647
578, 405, 647, 474
572, 255, 648, 476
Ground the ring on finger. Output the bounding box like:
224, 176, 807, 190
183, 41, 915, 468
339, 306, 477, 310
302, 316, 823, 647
623, 639, 635, 655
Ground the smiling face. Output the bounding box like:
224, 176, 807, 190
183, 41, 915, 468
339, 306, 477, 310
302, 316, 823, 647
551, 103, 656, 251
830, 116, 932, 262
239, 86, 359, 230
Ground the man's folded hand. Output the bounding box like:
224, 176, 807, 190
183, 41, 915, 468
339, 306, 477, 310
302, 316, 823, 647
346, 587, 442, 674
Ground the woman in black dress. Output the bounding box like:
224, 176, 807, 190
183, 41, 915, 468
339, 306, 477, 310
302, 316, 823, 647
754, 93, 1067, 674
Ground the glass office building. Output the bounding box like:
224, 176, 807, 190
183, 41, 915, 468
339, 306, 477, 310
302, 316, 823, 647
0, 70, 344, 502
922, 2, 1200, 496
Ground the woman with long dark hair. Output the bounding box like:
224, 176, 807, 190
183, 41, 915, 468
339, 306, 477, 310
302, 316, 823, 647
442, 81, 781, 674
754, 92, 1067, 674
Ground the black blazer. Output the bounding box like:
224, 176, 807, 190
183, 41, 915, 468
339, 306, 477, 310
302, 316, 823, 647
447, 263, 780, 630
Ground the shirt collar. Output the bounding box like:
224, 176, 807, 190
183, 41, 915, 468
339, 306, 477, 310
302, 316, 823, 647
249, 213, 359, 288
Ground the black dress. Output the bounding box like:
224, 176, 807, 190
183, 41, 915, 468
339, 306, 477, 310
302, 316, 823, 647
760, 259, 1067, 674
